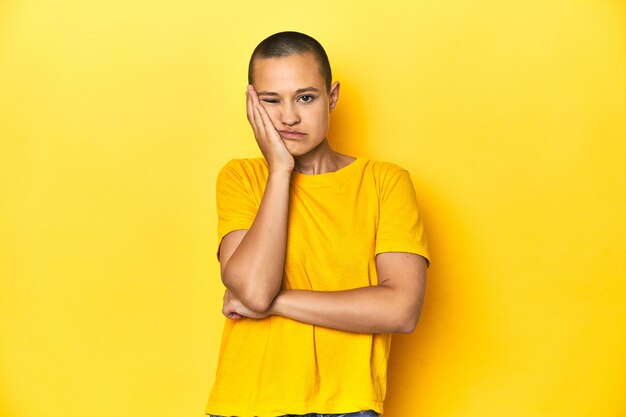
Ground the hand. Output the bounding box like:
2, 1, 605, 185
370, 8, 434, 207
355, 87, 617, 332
246, 85, 294, 174
222, 288, 271, 320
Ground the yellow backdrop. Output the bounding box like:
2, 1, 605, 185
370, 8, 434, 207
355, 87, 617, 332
1, 1, 624, 416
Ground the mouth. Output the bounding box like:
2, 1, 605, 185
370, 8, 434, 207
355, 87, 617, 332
279, 130, 306, 140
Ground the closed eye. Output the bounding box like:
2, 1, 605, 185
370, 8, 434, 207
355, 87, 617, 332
262, 99, 280, 104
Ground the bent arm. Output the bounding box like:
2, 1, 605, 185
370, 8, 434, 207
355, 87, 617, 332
220, 170, 291, 313
218, 86, 295, 313
268, 252, 427, 333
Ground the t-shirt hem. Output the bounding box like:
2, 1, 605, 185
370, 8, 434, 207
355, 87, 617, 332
375, 244, 430, 267
216, 225, 253, 258
205, 399, 384, 417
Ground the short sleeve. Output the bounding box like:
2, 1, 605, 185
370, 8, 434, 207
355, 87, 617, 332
215, 160, 258, 258
375, 169, 430, 266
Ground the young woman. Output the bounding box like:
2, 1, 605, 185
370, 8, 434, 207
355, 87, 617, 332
206, 31, 430, 417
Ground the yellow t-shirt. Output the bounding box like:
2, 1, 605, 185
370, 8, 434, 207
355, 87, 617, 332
206, 157, 429, 417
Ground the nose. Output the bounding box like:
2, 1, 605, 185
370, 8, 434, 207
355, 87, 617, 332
279, 102, 300, 126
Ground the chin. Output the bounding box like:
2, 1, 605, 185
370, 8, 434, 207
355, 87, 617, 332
284, 142, 312, 157
285, 139, 325, 157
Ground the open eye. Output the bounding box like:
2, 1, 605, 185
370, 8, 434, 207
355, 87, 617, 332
298, 95, 316, 103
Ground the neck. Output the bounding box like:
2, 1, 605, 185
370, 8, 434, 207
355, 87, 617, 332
293, 140, 355, 175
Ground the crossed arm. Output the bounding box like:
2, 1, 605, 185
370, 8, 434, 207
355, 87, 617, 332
221, 227, 427, 334
218, 86, 427, 334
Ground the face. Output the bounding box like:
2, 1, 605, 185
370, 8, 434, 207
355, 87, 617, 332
251, 53, 339, 157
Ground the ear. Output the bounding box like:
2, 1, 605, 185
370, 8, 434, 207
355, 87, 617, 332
328, 81, 340, 112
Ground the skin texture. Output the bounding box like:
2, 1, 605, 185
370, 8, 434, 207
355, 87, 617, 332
219, 52, 427, 333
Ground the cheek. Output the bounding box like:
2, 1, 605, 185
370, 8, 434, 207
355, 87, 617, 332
311, 108, 329, 129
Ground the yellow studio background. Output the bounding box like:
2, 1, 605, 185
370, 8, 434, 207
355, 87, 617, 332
1, 1, 624, 416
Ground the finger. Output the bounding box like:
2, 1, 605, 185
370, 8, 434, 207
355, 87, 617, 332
249, 88, 270, 134
249, 85, 277, 137
247, 85, 262, 124
245, 90, 252, 122
246, 90, 261, 138
222, 306, 241, 319
255, 103, 278, 135
252, 103, 268, 137
248, 84, 261, 107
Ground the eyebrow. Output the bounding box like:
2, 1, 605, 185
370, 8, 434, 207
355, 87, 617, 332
257, 87, 320, 96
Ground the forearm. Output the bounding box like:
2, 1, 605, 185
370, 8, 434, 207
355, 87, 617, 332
222, 171, 291, 312
269, 284, 425, 334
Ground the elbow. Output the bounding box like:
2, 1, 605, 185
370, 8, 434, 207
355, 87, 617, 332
239, 290, 276, 314
222, 273, 277, 314
221, 262, 281, 314
391, 289, 425, 333
393, 307, 422, 334
395, 316, 418, 334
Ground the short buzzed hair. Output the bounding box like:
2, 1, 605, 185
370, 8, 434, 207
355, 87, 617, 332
248, 31, 332, 91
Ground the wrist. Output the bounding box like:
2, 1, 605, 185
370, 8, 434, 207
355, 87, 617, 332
266, 159, 294, 176
267, 169, 293, 180
268, 290, 287, 316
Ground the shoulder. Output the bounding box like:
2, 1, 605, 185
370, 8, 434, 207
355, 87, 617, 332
217, 158, 268, 183
219, 157, 267, 174
361, 159, 411, 184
